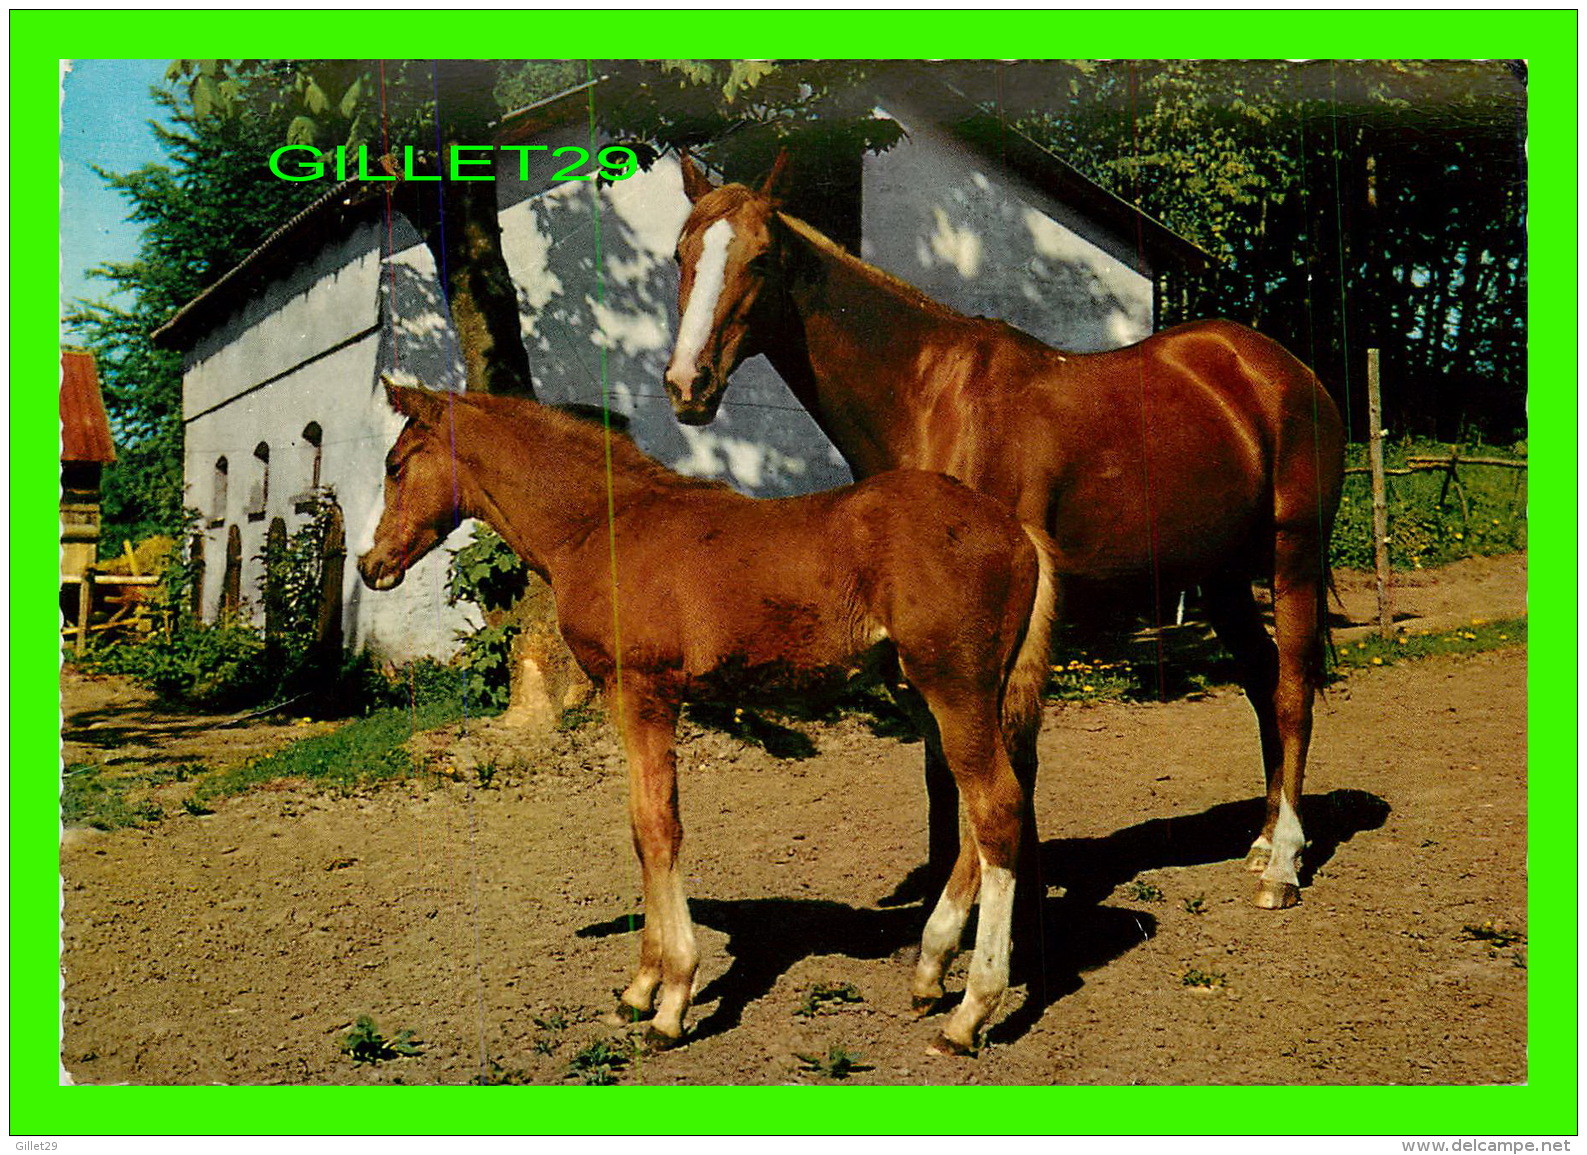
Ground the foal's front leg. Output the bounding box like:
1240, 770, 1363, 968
607, 684, 698, 1048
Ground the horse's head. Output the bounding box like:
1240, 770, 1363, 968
663, 151, 795, 425
357, 379, 467, 592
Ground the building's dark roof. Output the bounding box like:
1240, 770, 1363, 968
61, 349, 116, 465
152, 81, 597, 354
153, 69, 1208, 353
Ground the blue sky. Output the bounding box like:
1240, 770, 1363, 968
60, 59, 173, 325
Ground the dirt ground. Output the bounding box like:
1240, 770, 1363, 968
59, 556, 1528, 1086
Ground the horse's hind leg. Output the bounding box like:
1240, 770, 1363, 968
1203, 577, 1282, 873
1253, 532, 1327, 909
606, 685, 698, 1046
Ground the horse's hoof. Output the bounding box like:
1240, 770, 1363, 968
1244, 846, 1271, 873
642, 1026, 685, 1052
1254, 879, 1300, 909
925, 1032, 977, 1058
910, 996, 940, 1019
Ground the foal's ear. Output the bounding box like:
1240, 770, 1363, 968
678, 150, 715, 204
760, 148, 794, 203
381, 374, 446, 427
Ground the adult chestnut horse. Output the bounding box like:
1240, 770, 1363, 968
358, 380, 1057, 1055
663, 156, 1345, 910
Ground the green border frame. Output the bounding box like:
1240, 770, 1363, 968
14, 9, 1576, 1137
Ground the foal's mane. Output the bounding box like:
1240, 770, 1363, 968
450, 391, 729, 496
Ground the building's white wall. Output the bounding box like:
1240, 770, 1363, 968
862, 107, 1154, 353
183, 235, 478, 665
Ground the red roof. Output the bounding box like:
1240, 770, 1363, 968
61, 350, 116, 465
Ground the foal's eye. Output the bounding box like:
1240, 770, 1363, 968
385, 457, 400, 479
746, 252, 774, 273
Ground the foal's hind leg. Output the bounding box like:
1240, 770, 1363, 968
888, 681, 962, 901
606, 685, 698, 1046
911, 696, 1024, 1055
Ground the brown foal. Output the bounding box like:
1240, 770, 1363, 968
663, 155, 1345, 909
358, 381, 1056, 1053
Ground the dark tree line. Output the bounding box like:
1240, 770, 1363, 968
1000, 60, 1527, 443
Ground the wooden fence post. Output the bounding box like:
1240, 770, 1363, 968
263, 517, 288, 667
1367, 349, 1392, 639
313, 501, 347, 665
220, 525, 243, 620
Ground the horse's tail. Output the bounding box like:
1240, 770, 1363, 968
1002, 523, 1059, 748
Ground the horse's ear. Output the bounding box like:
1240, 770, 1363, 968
382, 374, 444, 426
760, 148, 794, 203
678, 150, 715, 203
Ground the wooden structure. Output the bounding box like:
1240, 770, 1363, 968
60, 349, 115, 581
60, 349, 162, 651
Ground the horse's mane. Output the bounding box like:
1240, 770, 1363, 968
775, 212, 973, 325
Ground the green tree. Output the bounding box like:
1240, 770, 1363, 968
65, 77, 323, 547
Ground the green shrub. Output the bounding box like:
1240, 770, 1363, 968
88, 619, 271, 709
445, 525, 531, 712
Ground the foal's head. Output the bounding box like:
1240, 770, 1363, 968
663, 152, 795, 425
357, 380, 466, 592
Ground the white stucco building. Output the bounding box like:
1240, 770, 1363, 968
156, 71, 1204, 664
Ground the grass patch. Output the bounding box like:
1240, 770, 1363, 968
1333, 438, 1526, 571
62, 764, 141, 830
340, 1015, 422, 1065
1045, 654, 1136, 703
794, 982, 864, 1018
564, 1038, 635, 1086
1334, 617, 1526, 674
1181, 968, 1226, 989
192, 691, 470, 804
795, 1044, 872, 1080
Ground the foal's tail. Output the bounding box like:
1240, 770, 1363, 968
1001, 524, 1059, 746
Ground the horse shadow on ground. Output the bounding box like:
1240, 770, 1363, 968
577, 787, 1390, 1047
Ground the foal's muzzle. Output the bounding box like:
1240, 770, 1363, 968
357, 552, 406, 592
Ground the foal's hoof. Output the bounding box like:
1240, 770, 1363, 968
600, 1002, 654, 1028
910, 996, 941, 1019
926, 1032, 977, 1058
1254, 879, 1300, 909
1244, 846, 1272, 873
642, 1026, 686, 1052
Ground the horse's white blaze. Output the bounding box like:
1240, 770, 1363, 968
1262, 796, 1305, 886
667, 218, 734, 392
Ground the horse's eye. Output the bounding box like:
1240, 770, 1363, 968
747, 252, 774, 274
385, 457, 400, 479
